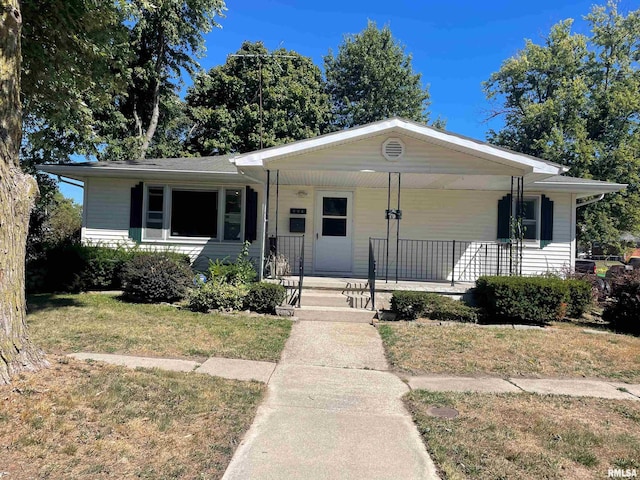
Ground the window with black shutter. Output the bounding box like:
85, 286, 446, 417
497, 193, 553, 247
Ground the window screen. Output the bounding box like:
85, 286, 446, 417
521, 198, 538, 240
145, 187, 164, 239
323, 197, 347, 217
322, 218, 347, 236
171, 190, 218, 238
224, 189, 242, 241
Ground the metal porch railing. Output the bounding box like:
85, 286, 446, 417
265, 235, 305, 307
369, 238, 514, 284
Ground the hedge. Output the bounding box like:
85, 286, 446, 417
390, 291, 478, 322
26, 244, 190, 294
475, 276, 592, 325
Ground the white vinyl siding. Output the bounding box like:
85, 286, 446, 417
83, 177, 573, 279
82, 177, 262, 270
268, 185, 573, 278
267, 133, 525, 176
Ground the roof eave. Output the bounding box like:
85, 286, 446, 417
36, 164, 248, 183
532, 180, 627, 198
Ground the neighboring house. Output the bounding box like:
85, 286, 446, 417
39, 117, 625, 283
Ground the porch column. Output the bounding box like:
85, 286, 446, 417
385, 172, 402, 282
259, 181, 268, 280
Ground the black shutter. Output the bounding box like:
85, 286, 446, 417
497, 194, 512, 242
540, 194, 554, 248
129, 182, 143, 242
244, 186, 258, 243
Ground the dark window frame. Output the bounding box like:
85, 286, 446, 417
142, 184, 244, 242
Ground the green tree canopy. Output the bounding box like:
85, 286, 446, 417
97, 0, 226, 161
185, 41, 331, 155
19, 0, 128, 268
484, 3, 640, 251
324, 21, 435, 129
21, 0, 127, 165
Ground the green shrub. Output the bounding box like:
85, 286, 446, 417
602, 271, 640, 334
27, 243, 128, 293
390, 291, 434, 320
187, 281, 248, 312
429, 298, 479, 323
390, 291, 478, 322
475, 276, 573, 324
565, 279, 594, 318
121, 253, 193, 303
207, 241, 257, 285
82, 245, 133, 289
26, 243, 190, 294
26, 242, 85, 293
244, 283, 287, 314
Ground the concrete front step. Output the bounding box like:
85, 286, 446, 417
296, 306, 376, 323
302, 291, 372, 309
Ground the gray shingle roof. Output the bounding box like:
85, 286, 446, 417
69, 155, 237, 173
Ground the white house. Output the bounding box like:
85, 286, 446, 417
39, 117, 625, 286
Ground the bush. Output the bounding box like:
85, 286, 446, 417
187, 281, 248, 312
475, 276, 579, 324
565, 279, 594, 318
244, 282, 287, 314
429, 297, 479, 323
391, 291, 434, 320
27, 242, 85, 293
81, 245, 133, 289
207, 241, 257, 286
27, 243, 129, 293
26, 243, 190, 294
390, 291, 478, 322
121, 253, 193, 303
602, 270, 640, 334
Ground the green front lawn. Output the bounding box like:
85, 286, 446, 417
379, 320, 640, 382
406, 390, 640, 479
27, 293, 292, 362
1, 358, 264, 479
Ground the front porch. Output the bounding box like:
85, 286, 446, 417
265, 233, 516, 310
269, 274, 474, 312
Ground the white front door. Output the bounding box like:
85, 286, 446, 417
314, 191, 353, 273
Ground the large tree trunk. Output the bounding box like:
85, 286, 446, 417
1, 0, 48, 384
138, 38, 165, 160
138, 79, 160, 160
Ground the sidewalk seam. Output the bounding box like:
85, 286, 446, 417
504, 378, 526, 392
607, 382, 640, 400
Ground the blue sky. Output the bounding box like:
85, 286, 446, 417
59, 0, 622, 203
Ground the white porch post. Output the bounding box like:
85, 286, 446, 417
259, 182, 268, 281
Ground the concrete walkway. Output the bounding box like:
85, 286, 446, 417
222, 321, 439, 480
407, 375, 640, 401
68, 352, 276, 383
69, 352, 640, 401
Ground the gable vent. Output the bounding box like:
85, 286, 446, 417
382, 137, 405, 161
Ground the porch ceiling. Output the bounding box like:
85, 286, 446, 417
274, 170, 521, 190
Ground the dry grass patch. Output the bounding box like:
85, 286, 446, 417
379, 321, 640, 382
0, 357, 264, 479
27, 293, 291, 362
406, 390, 640, 480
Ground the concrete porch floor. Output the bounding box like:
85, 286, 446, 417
279, 275, 474, 294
